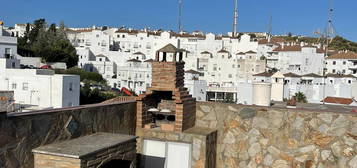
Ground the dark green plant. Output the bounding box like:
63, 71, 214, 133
294, 92, 307, 103
17, 19, 78, 68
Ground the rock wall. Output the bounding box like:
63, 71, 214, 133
0, 102, 136, 168
196, 102, 357, 168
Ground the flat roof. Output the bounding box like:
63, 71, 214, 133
32, 132, 136, 159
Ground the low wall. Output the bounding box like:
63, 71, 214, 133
0, 101, 136, 168
196, 102, 357, 168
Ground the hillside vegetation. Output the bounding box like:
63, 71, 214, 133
280, 35, 357, 53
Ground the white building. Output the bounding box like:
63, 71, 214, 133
0, 23, 80, 110
8, 23, 34, 37
325, 52, 357, 76
117, 59, 152, 95
251, 71, 357, 104
69, 27, 263, 103
257, 37, 325, 75
184, 70, 207, 101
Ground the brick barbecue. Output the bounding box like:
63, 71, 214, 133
136, 44, 196, 132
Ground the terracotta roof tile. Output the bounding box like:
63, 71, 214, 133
302, 73, 323, 78
321, 97, 354, 105
273, 45, 301, 52
326, 52, 357, 60
283, 72, 301, 78
201, 51, 212, 54
144, 59, 154, 62
127, 59, 141, 62
217, 49, 229, 54
253, 71, 274, 77
157, 44, 180, 53
133, 52, 145, 55
258, 37, 286, 45
326, 73, 357, 78
245, 50, 257, 54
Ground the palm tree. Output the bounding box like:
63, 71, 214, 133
294, 92, 307, 103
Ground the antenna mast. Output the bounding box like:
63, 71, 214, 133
178, 0, 183, 32
323, 0, 336, 105
267, 15, 273, 40
326, 0, 336, 42
232, 0, 238, 37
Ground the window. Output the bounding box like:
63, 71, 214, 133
122, 35, 125, 38
342, 70, 346, 74
348, 80, 352, 84
96, 34, 99, 38
222, 55, 224, 59
69, 83, 73, 91
332, 69, 336, 73
228, 74, 232, 78
5, 48, 11, 58
22, 83, 29, 90
99, 58, 102, 61
333, 61, 336, 65
12, 83, 17, 89
213, 64, 217, 71
343, 61, 346, 65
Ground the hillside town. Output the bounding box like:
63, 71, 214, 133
1, 21, 357, 111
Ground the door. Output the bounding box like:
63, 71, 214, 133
142, 140, 166, 168
142, 140, 191, 168
166, 142, 191, 168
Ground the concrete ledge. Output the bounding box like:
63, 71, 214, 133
6, 100, 136, 117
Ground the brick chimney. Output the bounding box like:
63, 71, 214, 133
136, 44, 196, 132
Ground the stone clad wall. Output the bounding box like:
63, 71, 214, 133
0, 102, 136, 168
196, 102, 357, 168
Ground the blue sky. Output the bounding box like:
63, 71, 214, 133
1, 0, 356, 41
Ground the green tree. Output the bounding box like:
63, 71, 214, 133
17, 19, 78, 68
55, 67, 105, 83
294, 92, 307, 103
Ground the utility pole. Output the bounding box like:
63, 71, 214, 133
178, 0, 183, 33
323, 0, 336, 105
232, 0, 238, 37
267, 15, 273, 42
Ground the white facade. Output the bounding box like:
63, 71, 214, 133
8, 24, 34, 37
184, 70, 207, 101
70, 28, 263, 102
325, 52, 357, 76
117, 59, 152, 95
257, 38, 325, 75
0, 24, 80, 109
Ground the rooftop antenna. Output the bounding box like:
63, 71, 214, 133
326, 0, 336, 43
178, 0, 183, 33
322, 0, 336, 105
267, 14, 273, 41
232, 0, 238, 37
